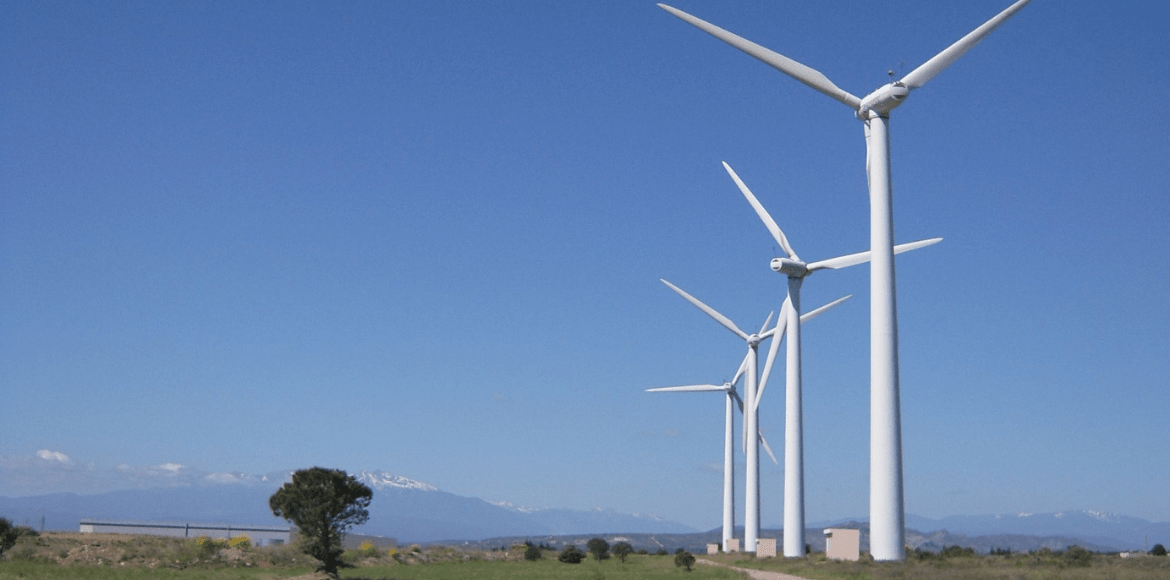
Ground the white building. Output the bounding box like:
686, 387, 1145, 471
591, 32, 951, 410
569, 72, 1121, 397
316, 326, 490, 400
79, 519, 290, 546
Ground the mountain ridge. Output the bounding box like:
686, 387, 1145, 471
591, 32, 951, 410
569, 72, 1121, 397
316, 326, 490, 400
1, 469, 1165, 551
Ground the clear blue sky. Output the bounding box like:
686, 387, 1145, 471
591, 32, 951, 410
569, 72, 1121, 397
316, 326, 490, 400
2, 1, 1167, 530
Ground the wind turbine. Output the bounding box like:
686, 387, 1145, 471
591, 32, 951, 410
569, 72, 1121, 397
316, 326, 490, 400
649, 293, 848, 552
659, 0, 1032, 560
659, 278, 848, 552
724, 161, 941, 557
645, 356, 760, 553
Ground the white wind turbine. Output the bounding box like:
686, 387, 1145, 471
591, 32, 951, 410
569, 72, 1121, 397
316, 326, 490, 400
659, 278, 848, 552
723, 161, 940, 557
660, 0, 1032, 560
646, 358, 758, 553
649, 294, 848, 552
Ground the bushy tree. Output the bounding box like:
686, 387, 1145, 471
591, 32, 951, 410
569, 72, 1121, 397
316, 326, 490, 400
0, 518, 36, 558
0, 518, 18, 557
1151, 543, 1167, 556
269, 467, 373, 576
558, 545, 585, 564
1062, 545, 1092, 567
941, 545, 976, 558
612, 541, 634, 563
524, 544, 542, 561
674, 548, 695, 571
587, 537, 610, 561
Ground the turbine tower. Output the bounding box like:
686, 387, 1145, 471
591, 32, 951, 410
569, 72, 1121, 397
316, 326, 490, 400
723, 161, 941, 557
649, 294, 849, 552
660, 278, 771, 552
645, 358, 761, 553
660, 279, 849, 552
659, 0, 1032, 560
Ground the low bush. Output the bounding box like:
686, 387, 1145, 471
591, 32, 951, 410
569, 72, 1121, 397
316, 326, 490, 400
558, 545, 585, 564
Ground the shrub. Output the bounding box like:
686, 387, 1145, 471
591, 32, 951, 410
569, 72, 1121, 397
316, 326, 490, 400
1062, 545, 1092, 567
587, 537, 610, 561
941, 545, 976, 558
1152, 543, 1167, 556
674, 549, 695, 571
524, 544, 542, 561
228, 536, 251, 549
194, 536, 225, 558
559, 545, 586, 564
612, 541, 633, 563
0, 518, 20, 557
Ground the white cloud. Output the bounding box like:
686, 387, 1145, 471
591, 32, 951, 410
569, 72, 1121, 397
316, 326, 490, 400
35, 449, 72, 463
159, 463, 184, 474
204, 472, 241, 484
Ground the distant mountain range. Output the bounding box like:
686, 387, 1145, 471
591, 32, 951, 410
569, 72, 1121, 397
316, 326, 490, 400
0, 470, 695, 543
1, 470, 1166, 552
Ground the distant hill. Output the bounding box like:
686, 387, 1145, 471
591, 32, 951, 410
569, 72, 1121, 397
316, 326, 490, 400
1, 470, 1164, 551
903, 511, 1170, 550
0, 469, 696, 543
453, 523, 1124, 556
811, 511, 1170, 553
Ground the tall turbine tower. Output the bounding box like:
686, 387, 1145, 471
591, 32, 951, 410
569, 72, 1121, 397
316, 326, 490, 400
660, 0, 1032, 560
723, 162, 941, 557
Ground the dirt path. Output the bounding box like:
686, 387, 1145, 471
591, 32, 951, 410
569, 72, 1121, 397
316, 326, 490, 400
697, 558, 813, 580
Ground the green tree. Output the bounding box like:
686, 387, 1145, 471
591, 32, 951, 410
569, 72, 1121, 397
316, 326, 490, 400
612, 541, 634, 563
524, 544, 542, 561
1062, 545, 1092, 567
587, 537, 610, 561
0, 518, 18, 557
558, 545, 586, 564
1150, 543, 1167, 556
674, 548, 696, 571
269, 467, 373, 576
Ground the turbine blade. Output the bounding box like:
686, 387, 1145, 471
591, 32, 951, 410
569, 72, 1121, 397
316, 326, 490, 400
661, 279, 750, 341
759, 432, 780, 465
756, 302, 787, 412
900, 0, 1033, 90
758, 311, 775, 336
647, 384, 727, 393
722, 162, 798, 260
799, 295, 851, 324
659, 4, 862, 110
893, 237, 944, 254
731, 353, 749, 388
806, 237, 942, 271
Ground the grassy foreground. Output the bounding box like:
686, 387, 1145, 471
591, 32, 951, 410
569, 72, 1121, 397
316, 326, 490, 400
341, 555, 742, 580
2, 532, 1169, 580
701, 549, 1170, 580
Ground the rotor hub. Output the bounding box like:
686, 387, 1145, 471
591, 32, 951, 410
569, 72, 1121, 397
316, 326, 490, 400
771, 257, 809, 277
857, 82, 910, 118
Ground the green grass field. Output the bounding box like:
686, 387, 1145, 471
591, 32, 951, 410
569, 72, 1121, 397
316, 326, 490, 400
2, 532, 1168, 580
342, 556, 742, 580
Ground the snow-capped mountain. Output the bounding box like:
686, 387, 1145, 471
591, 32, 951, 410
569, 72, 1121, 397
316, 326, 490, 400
355, 470, 437, 492
0, 468, 696, 542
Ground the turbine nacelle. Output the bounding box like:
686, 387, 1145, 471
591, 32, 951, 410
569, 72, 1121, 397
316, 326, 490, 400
857, 83, 910, 119
770, 257, 809, 278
